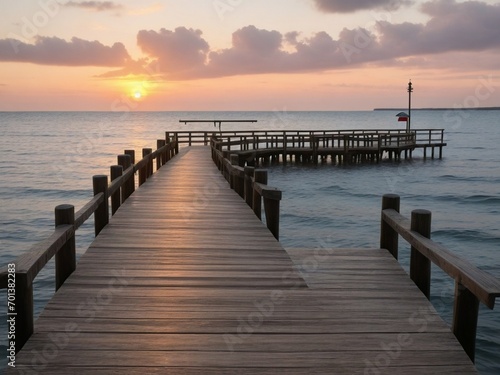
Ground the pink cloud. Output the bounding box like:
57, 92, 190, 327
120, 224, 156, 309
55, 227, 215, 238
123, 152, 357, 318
313, 0, 413, 13
136, 27, 209, 78
0, 36, 129, 66
376, 0, 500, 56
3, 0, 498, 81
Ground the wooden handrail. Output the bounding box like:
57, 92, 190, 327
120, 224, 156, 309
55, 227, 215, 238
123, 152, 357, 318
209, 131, 442, 150
177, 129, 445, 144
382, 208, 500, 308
254, 182, 282, 200
211, 138, 281, 240
379, 194, 500, 362
11, 225, 74, 282
75, 193, 104, 229
0, 136, 178, 352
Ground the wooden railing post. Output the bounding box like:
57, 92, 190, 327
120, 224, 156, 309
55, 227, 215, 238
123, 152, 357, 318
124, 150, 136, 195
125, 149, 135, 165
118, 154, 134, 201
253, 170, 267, 220
410, 209, 432, 299
222, 151, 230, 182
55, 204, 76, 290
139, 148, 153, 186
453, 282, 480, 362
230, 155, 244, 197
264, 197, 280, 240
14, 272, 33, 353
174, 133, 179, 154
93, 175, 109, 236
380, 194, 400, 259
311, 135, 318, 164
146, 148, 153, 178
110, 165, 123, 215
244, 166, 255, 208
165, 133, 172, 162
157, 140, 166, 169
230, 155, 238, 189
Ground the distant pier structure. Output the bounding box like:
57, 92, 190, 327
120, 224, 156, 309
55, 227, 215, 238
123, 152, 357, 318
176, 128, 447, 165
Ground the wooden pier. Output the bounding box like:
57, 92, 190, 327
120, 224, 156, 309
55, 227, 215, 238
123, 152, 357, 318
2, 131, 498, 374
175, 129, 447, 164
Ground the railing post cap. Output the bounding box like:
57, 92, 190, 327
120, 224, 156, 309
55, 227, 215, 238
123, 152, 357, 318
93, 174, 107, 179
383, 193, 400, 199
412, 209, 432, 216
55, 204, 74, 211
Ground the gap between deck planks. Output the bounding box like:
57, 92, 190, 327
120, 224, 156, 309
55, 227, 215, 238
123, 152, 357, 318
9, 147, 477, 374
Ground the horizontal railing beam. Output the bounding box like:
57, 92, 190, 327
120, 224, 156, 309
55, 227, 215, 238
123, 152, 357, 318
254, 182, 282, 200
14, 225, 74, 285
134, 154, 150, 173
74, 193, 104, 229
382, 208, 500, 309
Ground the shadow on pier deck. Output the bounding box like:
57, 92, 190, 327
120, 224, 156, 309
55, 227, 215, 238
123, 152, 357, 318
6, 146, 482, 374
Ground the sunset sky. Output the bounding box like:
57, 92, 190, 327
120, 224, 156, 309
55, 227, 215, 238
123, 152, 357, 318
1, 0, 499, 111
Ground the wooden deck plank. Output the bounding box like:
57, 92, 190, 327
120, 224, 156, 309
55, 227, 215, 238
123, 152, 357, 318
12, 367, 477, 375
9, 146, 477, 374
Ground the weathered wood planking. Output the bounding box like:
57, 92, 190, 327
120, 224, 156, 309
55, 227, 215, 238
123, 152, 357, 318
10, 147, 476, 374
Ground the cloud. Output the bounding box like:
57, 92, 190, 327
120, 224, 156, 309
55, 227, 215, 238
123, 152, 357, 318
0, 36, 129, 66
136, 27, 210, 78
312, 0, 413, 13
4, 0, 497, 82
206, 26, 288, 76
63, 1, 123, 12
101, 0, 500, 81
376, 0, 500, 55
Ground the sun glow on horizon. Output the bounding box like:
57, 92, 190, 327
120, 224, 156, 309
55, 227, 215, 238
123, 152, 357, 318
120, 79, 152, 101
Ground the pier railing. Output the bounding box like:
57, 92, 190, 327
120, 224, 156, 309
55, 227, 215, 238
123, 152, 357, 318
174, 129, 444, 146
179, 129, 446, 162
210, 137, 281, 240
380, 194, 500, 362
0, 134, 178, 352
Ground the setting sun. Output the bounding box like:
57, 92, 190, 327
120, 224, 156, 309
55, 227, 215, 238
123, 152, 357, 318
134, 91, 142, 99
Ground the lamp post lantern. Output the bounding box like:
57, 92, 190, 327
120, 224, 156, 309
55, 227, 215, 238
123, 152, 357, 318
407, 80, 413, 133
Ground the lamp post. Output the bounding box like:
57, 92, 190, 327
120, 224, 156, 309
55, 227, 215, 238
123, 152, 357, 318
407, 80, 413, 133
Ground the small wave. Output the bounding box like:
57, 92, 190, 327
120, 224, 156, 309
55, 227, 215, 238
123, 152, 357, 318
318, 185, 351, 193
20, 188, 91, 197
432, 229, 500, 245
317, 185, 379, 199
409, 193, 500, 205
438, 174, 495, 183
456, 146, 487, 150
462, 195, 500, 205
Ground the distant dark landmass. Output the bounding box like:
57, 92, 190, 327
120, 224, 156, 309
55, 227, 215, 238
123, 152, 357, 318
374, 107, 500, 111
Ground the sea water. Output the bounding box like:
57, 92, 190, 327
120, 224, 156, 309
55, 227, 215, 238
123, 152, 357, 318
0, 111, 499, 373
